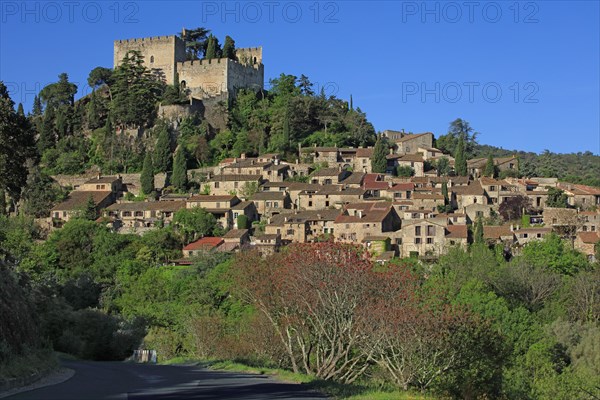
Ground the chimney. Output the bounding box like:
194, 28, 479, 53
358, 210, 363, 218
389, 148, 394, 155
241, 153, 246, 159
97, 173, 101, 179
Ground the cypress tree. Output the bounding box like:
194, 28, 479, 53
172, 146, 188, 192
153, 124, 172, 173
454, 135, 468, 176
32, 95, 43, 116
83, 194, 97, 220
371, 136, 388, 174
140, 152, 155, 195
474, 216, 484, 244
442, 182, 449, 205
484, 154, 496, 178
222, 35, 236, 60
38, 106, 56, 153
205, 35, 217, 60
16, 103, 25, 117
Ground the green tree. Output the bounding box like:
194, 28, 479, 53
204, 34, 221, 60
0, 82, 37, 204
110, 50, 163, 127
396, 165, 414, 177
171, 146, 188, 192
371, 136, 388, 173
236, 214, 249, 229
39, 73, 78, 109
32, 95, 43, 116
173, 207, 217, 244
484, 154, 496, 178
153, 122, 172, 173
222, 35, 236, 60
179, 27, 211, 60
38, 102, 56, 153
474, 216, 484, 244
82, 194, 98, 221
21, 163, 63, 218
140, 153, 155, 195
0, 189, 5, 216
442, 182, 449, 205
546, 187, 569, 208
436, 156, 451, 176
455, 135, 468, 176
521, 233, 589, 275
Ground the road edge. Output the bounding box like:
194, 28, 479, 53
0, 368, 75, 399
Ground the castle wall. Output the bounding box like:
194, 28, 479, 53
177, 58, 229, 97
236, 47, 263, 66
114, 35, 186, 85
227, 60, 264, 97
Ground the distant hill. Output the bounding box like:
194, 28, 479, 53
473, 144, 600, 187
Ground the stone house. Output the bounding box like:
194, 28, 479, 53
355, 148, 374, 173
265, 209, 341, 244
183, 237, 224, 258
104, 200, 186, 230
389, 132, 434, 155
79, 175, 123, 193
580, 211, 599, 233
452, 182, 487, 209
445, 225, 469, 248
382, 182, 414, 201
310, 167, 351, 185
253, 233, 281, 256
557, 183, 600, 209
574, 232, 600, 261
483, 225, 515, 245
250, 191, 292, 217
411, 193, 445, 211
208, 174, 263, 196
231, 201, 259, 228
400, 220, 448, 258
52, 191, 115, 223
287, 183, 327, 209
186, 195, 240, 209
298, 187, 366, 210
467, 156, 519, 178
221, 228, 251, 252
395, 154, 426, 177
259, 181, 291, 193
417, 146, 447, 161
513, 227, 552, 246
334, 203, 401, 243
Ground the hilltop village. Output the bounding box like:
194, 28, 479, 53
48, 132, 600, 263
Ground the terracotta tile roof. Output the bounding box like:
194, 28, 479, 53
223, 229, 249, 239
393, 132, 433, 143
341, 172, 365, 185
356, 148, 374, 157
84, 176, 120, 184
413, 193, 444, 200
288, 183, 324, 192
106, 200, 185, 212
188, 195, 238, 202
578, 232, 600, 244
216, 242, 239, 252
398, 154, 425, 162
251, 192, 288, 200
388, 183, 415, 191
231, 201, 255, 210
312, 167, 343, 177
446, 225, 468, 239
184, 237, 224, 250
483, 225, 514, 239
452, 182, 485, 196
335, 204, 393, 224
211, 174, 262, 182
52, 191, 113, 211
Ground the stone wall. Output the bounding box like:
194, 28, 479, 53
114, 36, 186, 85
177, 58, 229, 97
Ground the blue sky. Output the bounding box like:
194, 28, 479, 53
1, 1, 599, 154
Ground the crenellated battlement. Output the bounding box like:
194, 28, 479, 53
114, 35, 182, 44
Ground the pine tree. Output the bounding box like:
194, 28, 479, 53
32, 95, 43, 116
16, 103, 25, 117
442, 182, 449, 205
87, 91, 102, 130
83, 194, 97, 220
140, 152, 155, 195
38, 106, 56, 153
484, 154, 496, 178
474, 216, 484, 244
371, 136, 388, 173
172, 146, 188, 192
222, 35, 236, 60
454, 135, 468, 176
153, 124, 172, 173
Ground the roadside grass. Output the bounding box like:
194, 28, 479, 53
0, 349, 57, 387
162, 358, 437, 399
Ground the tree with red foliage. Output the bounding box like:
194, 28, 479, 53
498, 194, 532, 221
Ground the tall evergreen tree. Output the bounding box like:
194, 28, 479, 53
140, 152, 155, 195
205, 35, 218, 60
16, 103, 25, 117
38, 106, 56, 153
222, 35, 236, 60
484, 154, 496, 178
454, 135, 468, 176
474, 216, 484, 244
87, 91, 102, 130
371, 136, 388, 173
153, 123, 172, 173
172, 146, 188, 192
32, 95, 43, 116
442, 182, 449, 205
0, 189, 6, 215
83, 194, 97, 220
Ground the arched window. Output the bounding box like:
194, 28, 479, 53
253, 56, 257, 64
150, 55, 155, 63
180, 80, 186, 89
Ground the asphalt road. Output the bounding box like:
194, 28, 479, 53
7, 360, 328, 400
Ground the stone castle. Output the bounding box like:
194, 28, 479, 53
113, 32, 264, 101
